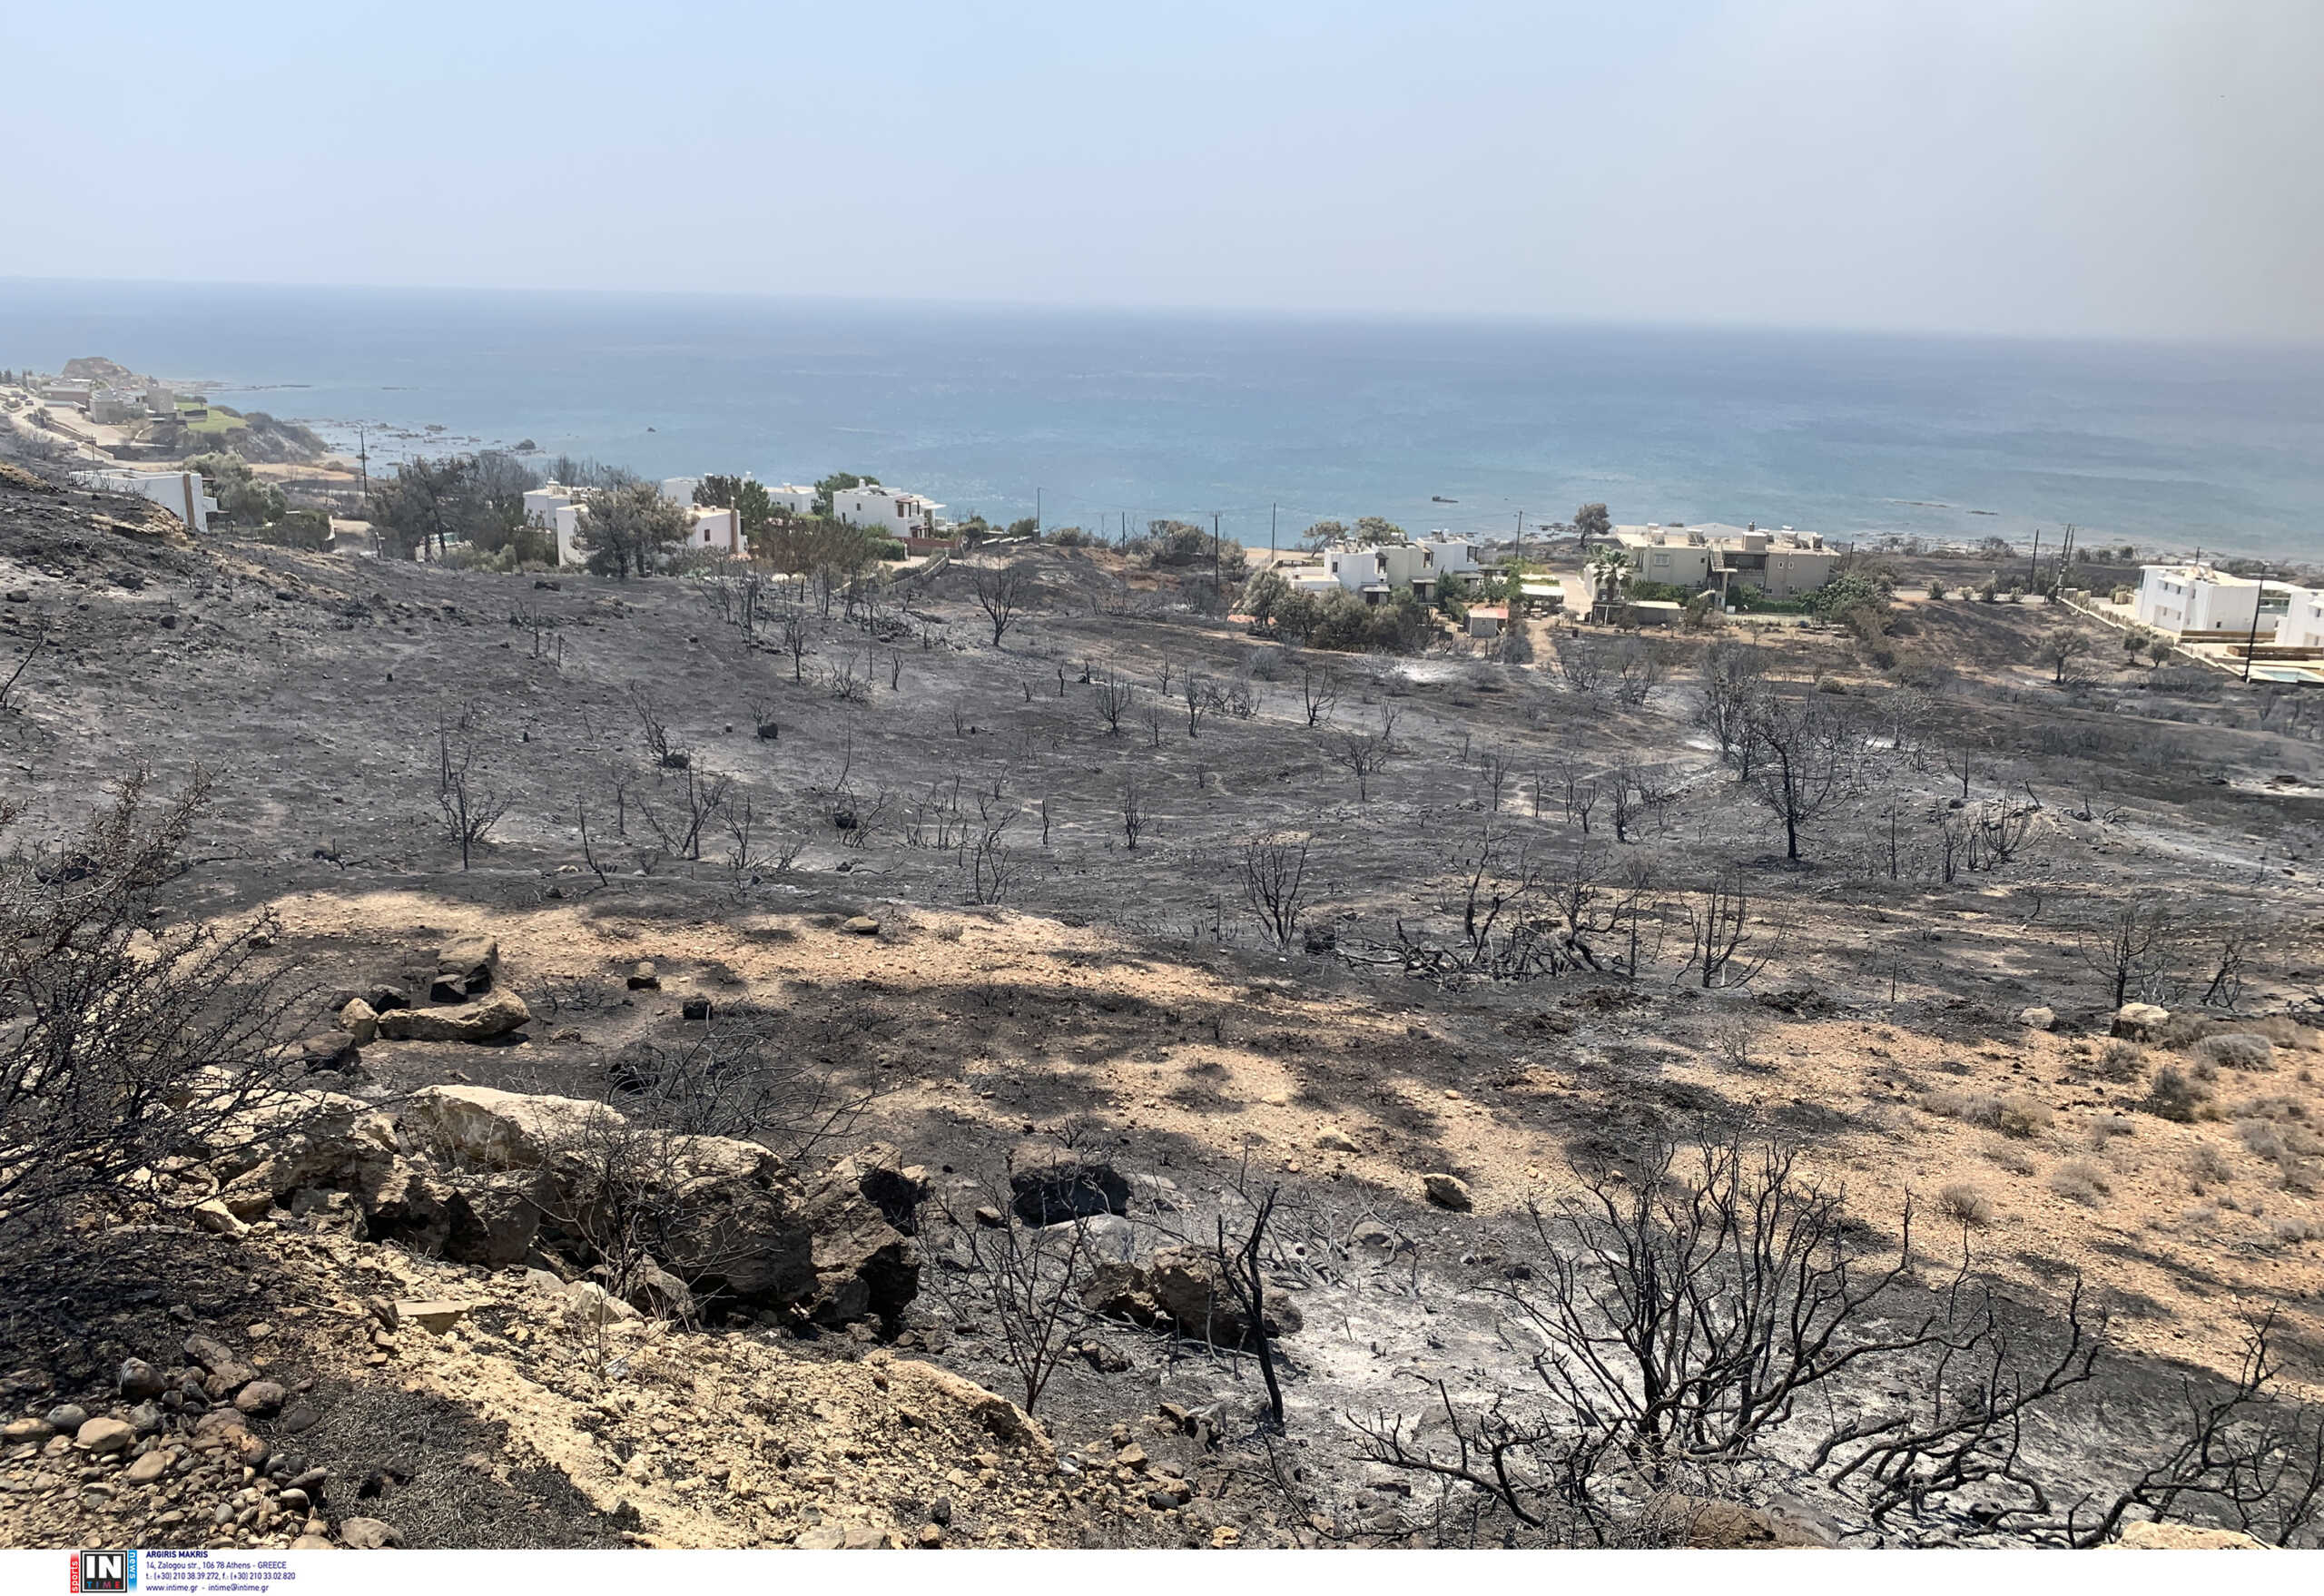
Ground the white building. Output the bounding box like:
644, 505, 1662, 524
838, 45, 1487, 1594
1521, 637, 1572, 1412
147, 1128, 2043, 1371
529, 482, 740, 566
1417, 533, 1479, 576
77, 470, 217, 533
830, 485, 943, 538
2134, 565, 2272, 638
2274, 586, 2324, 650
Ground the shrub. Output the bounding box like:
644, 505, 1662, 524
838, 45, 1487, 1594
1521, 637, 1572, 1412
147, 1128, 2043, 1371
2196, 1033, 2275, 1071
2145, 1065, 2211, 1122
0, 771, 308, 1236
2091, 1114, 2136, 1144
1045, 526, 1095, 547
1921, 1089, 2004, 1128
2185, 1142, 2234, 1190
1937, 1182, 1994, 1226
2097, 1039, 2146, 1083
1997, 1095, 2054, 1139
2270, 1216, 2321, 1246
2047, 1160, 2112, 1207
1984, 1145, 2037, 1177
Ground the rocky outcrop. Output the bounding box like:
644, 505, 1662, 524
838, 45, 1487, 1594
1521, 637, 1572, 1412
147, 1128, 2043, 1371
797, 1144, 924, 1326
2112, 1002, 2171, 1041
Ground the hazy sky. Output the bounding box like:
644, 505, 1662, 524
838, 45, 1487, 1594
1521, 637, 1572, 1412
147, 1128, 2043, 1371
8, 1, 2320, 339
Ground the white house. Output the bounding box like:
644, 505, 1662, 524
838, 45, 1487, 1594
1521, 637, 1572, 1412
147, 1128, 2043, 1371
1417, 533, 1479, 576
77, 470, 217, 533
547, 490, 741, 567
766, 484, 818, 517
2275, 586, 2324, 650
830, 485, 943, 538
1323, 542, 1442, 602
2134, 565, 2271, 638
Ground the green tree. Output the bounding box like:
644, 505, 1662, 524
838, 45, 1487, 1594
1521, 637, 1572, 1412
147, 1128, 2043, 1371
1300, 518, 1348, 549
1807, 567, 1895, 623
188, 451, 285, 527
573, 479, 691, 578
1352, 516, 1406, 546
1574, 503, 1612, 541
1585, 545, 1631, 617
365, 456, 482, 560
1007, 517, 1040, 538
1239, 568, 1291, 630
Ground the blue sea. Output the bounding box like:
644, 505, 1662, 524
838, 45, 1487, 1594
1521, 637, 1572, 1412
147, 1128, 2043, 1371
5, 278, 2321, 559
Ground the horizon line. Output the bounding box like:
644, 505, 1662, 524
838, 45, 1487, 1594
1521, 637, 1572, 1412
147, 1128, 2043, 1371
4, 272, 2319, 356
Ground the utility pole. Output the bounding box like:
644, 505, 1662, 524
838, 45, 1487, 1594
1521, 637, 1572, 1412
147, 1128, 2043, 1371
2027, 527, 2040, 593
1035, 487, 1041, 538
356, 425, 369, 497
1212, 511, 1221, 585
2242, 572, 2267, 683
1270, 502, 1277, 555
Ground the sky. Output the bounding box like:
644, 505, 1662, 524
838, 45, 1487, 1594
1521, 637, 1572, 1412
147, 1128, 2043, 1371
6, 0, 2321, 340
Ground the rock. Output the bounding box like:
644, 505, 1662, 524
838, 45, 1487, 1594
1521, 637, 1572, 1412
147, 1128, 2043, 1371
119, 1357, 167, 1400
1009, 1144, 1130, 1224
203, 1362, 260, 1399
1678, 1497, 1833, 1548
192, 1197, 248, 1235
680, 997, 712, 1021
76, 1417, 136, 1454
367, 985, 410, 1013
218, 1172, 279, 1221
190, 1408, 251, 1446
1147, 1246, 1301, 1343
603, 1258, 693, 1319
1315, 1129, 1361, 1154
375, 990, 529, 1043
436, 936, 499, 993
440, 1172, 547, 1266
45, 1403, 91, 1431
2015, 1005, 2057, 1031
797, 1144, 922, 1325
560, 1280, 641, 1325
842, 915, 881, 936
123, 1451, 172, 1484
2114, 1521, 2264, 1550
793, 1526, 846, 1549
287, 1032, 362, 1074
393, 1300, 472, 1335
236, 1433, 271, 1469
401, 1085, 607, 1167
1423, 1173, 1473, 1211
234, 1381, 287, 1416
351, 1157, 452, 1252
277, 1488, 311, 1512
1067, 1213, 1137, 1264
126, 1402, 163, 1435
338, 1517, 402, 1550
973, 1206, 1005, 1228
918, 1522, 943, 1547
339, 999, 379, 1045
2112, 1002, 2171, 1041
277, 1402, 321, 1435
291, 1535, 335, 1550
3, 1416, 55, 1443
626, 962, 660, 990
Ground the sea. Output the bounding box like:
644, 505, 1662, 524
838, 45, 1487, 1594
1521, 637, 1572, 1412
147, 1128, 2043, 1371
5, 278, 2321, 560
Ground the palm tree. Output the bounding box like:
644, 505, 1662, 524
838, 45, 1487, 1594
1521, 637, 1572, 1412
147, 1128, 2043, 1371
1585, 546, 1631, 622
